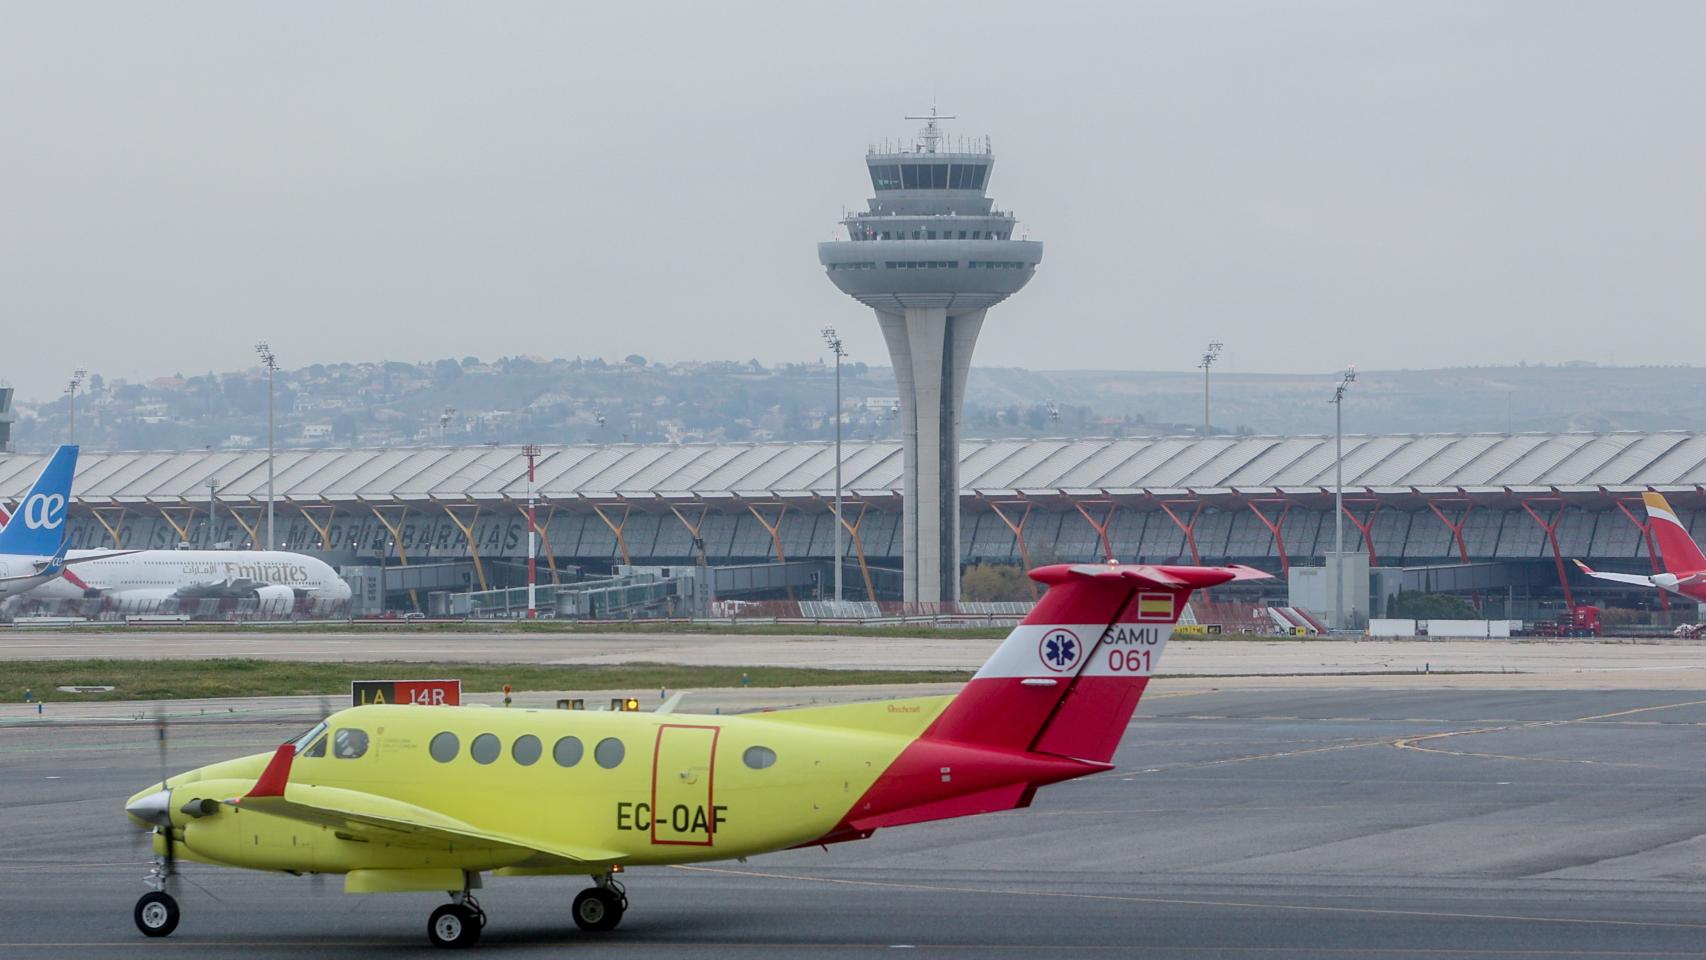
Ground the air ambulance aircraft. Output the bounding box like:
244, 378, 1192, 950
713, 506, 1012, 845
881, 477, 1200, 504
1575, 492, 1706, 602
125, 560, 1269, 947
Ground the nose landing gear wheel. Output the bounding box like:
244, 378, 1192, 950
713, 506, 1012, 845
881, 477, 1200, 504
572, 887, 625, 932
134, 891, 180, 937
428, 904, 482, 949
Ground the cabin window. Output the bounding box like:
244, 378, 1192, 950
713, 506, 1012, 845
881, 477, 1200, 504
471, 733, 501, 765
430, 731, 460, 763
332, 728, 369, 759
303, 734, 327, 758
594, 737, 625, 769
742, 746, 777, 770
553, 736, 584, 767
512, 734, 542, 766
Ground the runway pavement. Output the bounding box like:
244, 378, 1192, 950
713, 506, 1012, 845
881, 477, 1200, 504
7, 686, 1706, 958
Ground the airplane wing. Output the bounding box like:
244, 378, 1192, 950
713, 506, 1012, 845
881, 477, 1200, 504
61, 550, 140, 565
172, 578, 296, 600
1572, 559, 1657, 588
227, 745, 624, 868
0, 540, 71, 583
0, 569, 50, 584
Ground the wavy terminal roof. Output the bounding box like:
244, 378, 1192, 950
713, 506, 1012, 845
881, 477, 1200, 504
3, 433, 1705, 508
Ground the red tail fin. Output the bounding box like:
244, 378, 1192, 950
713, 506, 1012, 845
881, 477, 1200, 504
1645, 493, 1706, 574
927, 562, 1270, 763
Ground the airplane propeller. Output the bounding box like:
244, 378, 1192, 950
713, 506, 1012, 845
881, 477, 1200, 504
306, 693, 333, 895
122, 705, 179, 894
126, 693, 346, 895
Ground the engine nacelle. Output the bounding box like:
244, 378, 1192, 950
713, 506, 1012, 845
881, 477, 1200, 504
253, 584, 296, 604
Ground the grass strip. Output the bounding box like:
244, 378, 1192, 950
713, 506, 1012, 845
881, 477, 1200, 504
3, 659, 973, 703
14, 621, 1015, 640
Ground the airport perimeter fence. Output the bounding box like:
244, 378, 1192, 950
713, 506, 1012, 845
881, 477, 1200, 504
706, 599, 1035, 627
3, 596, 353, 624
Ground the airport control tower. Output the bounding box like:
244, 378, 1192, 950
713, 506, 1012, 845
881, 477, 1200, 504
818, 111, 1043, 603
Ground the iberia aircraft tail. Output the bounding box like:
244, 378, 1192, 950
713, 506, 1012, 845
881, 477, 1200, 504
1643, 492, 1706, 575
815, 561, 1269, 842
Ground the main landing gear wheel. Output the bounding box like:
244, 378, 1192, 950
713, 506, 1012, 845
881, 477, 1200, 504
572, 886, 625, 932
134, 891, 180, 938
428, 904, 482, 949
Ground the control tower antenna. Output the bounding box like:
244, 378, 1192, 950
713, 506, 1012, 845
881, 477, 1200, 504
903, 105, 956, 154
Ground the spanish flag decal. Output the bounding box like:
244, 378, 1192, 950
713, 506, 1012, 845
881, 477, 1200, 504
1134, 592, 1175, 622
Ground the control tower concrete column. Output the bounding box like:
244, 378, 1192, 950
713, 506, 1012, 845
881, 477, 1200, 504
818, 111, 1042, 603
878, 307, 985, 602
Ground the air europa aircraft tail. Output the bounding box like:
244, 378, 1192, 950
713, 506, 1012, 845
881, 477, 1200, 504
1643, 492, 1706, 575
0, 444, 78, 557
926, 562, 1271, 764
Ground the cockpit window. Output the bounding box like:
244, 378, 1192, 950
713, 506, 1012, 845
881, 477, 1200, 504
291, 721, 328, 752
303, 734, 328, 758
332, 728, 369, 759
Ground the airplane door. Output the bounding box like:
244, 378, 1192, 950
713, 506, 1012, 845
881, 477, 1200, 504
651, 724, 719, 846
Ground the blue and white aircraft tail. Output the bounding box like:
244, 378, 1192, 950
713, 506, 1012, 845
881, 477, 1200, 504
0, 444, 79, 597
0, 444, 77, 555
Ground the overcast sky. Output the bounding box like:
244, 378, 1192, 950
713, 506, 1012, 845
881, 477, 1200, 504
3, 1, 1702, 401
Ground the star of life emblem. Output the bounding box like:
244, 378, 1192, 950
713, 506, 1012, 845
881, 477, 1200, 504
1038, 628, 1083, 672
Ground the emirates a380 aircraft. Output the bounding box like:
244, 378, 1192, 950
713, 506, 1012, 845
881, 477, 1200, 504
27, 547, 351, 606
1, 446, 349, 607
1576, 492, 1706, 602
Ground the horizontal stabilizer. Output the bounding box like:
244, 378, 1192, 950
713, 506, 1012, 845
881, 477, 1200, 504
1572, 559, 1656, 589
1048, 562, 1271, 590
850, 782, 1032, 831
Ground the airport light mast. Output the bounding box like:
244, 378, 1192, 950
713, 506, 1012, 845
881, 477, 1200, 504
821, 325, 846, 602
818, 109, 1043, 602
523, 444, 541, 620
1199, 341, 1223, 437
1329, 366, 1356, 631
254, 342, 278, 550
65, 368, 86, 443
205, 477, 220, 547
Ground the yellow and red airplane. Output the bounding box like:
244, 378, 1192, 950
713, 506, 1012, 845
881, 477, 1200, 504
125, 561, 1268, 947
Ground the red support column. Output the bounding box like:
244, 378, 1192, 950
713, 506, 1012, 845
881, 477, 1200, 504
1158, 499, 1204, 565
985, 497, 1038, 599
1425, 499, 1475, 563
1072, 499, 1119, 563
1339, 500, 1383, 567
1426, 497, 1481, 611
1245, 499, 1293, 574
1615, 498, 1670, 611
1521, 497, 1575, 609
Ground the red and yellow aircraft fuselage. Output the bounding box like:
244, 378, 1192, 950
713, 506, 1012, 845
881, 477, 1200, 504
125, 561, 1268, 947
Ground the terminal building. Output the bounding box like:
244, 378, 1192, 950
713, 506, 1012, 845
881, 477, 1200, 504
2, 432, 1704, 618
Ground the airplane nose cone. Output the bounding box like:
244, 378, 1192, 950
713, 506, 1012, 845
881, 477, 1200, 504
126, 788, 172, 828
